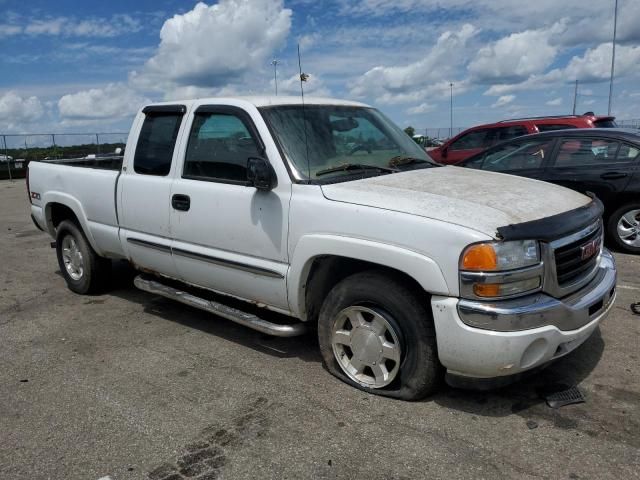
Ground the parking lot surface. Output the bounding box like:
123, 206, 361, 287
1, 179, 639, 480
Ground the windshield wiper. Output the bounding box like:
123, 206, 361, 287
388, 156, 437, 168
315, 163, 398, 177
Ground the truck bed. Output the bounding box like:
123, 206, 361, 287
28, 158, 125, 259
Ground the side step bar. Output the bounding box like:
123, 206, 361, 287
133, 276, 306, 337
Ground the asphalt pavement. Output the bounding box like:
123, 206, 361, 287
1, 179, 638, 480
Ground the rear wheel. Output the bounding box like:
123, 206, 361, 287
55, 220, 111, 294
318, 270, 442, 400
607, 203, 640, 254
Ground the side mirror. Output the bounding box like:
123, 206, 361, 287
247, 157, 277, 191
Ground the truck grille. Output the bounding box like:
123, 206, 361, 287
553, 223, 602, 287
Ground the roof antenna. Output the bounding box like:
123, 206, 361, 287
297, 43, 311, 181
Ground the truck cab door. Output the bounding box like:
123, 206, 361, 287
169, 105, 291, 311
118, 105, 187, 277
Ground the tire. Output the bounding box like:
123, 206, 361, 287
606, 203, 640, 254
317, 270, 442, 400
55, 220, 111, 294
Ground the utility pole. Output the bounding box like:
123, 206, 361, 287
271, 59, 279, 96
449, 82, 454, 138
608, 0, 618, 115
572, 80, 579, 115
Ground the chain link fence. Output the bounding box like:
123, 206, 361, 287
420, 127, 465, 140
1, 133, 128, 180
618, 119, 640, 129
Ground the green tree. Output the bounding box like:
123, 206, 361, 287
403, 126, 415, 137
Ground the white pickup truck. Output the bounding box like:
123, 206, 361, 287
27, 97, 617, 399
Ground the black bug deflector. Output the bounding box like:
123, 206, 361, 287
496, 196, 604, 242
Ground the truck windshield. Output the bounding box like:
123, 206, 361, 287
260, 105, 434, 181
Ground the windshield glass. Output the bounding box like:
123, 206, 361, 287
260, 105, 433, 181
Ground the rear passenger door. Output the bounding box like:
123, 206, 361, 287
169, 105, 291, 311
118, 105, 187, 277
544, 137, 637, 203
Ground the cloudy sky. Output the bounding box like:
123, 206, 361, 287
1, 0, 639, 135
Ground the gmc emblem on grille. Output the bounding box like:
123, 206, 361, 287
580, 238, 600, 260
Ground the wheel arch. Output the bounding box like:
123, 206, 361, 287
287, 235, 450, 321
43, 193, 101, 254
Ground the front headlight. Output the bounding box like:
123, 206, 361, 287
459, 240, 543, 299
461, 240, 540, 271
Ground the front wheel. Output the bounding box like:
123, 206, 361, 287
55, 220, 111, 294
607, 203, 640, 254
318, 270, 442, 400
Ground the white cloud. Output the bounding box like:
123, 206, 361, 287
0, 23, 22, 37
349, 24, 477, 104
272, 73, 331, 97
131, 0, 292, 90
468, 24, 563, 82
0, 92, 45, 131
3, 14, 141, 38
546, 97, 563, 106
58, 84, 150, 120
406, 102, 435, 115
297, 33, 320, 49
564, 43, 640, 82
485, 43, 640, 96
491, 95, 515, 108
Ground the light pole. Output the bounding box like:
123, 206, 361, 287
449, 82, 453, 138
608, 0, 618, 115
271, 59, 279, 96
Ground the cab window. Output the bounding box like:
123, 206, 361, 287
183, 112, 261, 183
134, 112, 183, 176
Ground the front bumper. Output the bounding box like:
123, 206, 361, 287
431, 250, 616, 380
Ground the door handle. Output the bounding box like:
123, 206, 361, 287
171, 194, 191, 211
600, 172, 628, 180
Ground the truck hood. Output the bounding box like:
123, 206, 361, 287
320, 166, 591, 238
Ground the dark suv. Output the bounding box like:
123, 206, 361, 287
459, 128, 640, 254
430, 113, 617, 164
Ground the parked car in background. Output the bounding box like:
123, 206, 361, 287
430, 113, 618, 164
0, 154, 13, 162
459, 128, 640, 254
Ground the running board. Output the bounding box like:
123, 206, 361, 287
133, 276, 306, 337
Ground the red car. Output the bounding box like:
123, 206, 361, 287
429, 113, 617, 164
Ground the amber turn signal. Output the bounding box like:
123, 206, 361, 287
473, 283, 501, 297
461, 244, 497, 271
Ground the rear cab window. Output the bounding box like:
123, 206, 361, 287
134, 105, 186, 176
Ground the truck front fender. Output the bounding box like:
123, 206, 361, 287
287, 234, 450, 318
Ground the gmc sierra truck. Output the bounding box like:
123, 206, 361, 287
27, 97, 617, 399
